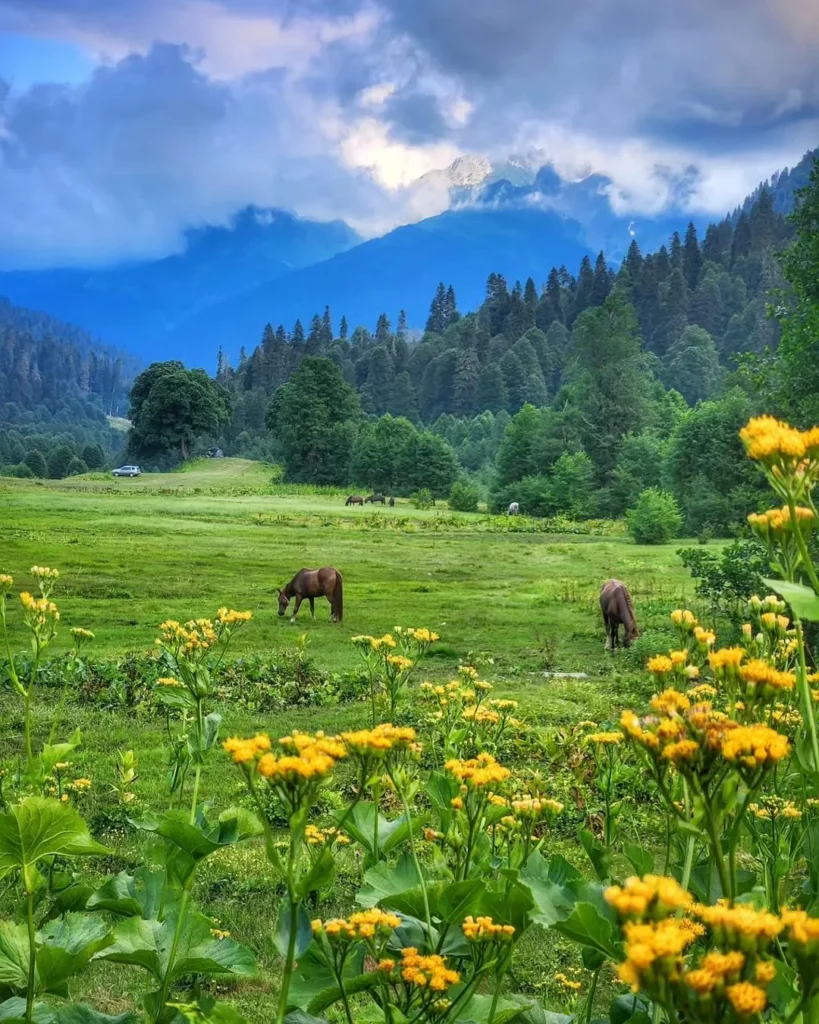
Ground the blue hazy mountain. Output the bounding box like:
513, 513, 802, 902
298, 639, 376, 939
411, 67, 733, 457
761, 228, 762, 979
0, 207, 360, 349
160, 206, 595, 366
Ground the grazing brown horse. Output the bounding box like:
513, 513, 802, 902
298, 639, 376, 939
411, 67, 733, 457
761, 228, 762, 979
277, 567, 343, 623
346, 495, 364, 506
364, 493, 386, 505
600, 579, 639, 650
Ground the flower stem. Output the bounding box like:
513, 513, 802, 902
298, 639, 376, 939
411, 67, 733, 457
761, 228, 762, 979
796, 620, 819, 778
155, 886, 191, 1024
585, 964, 602, 1024
276, 895, 299, 1024
397, 785, 432, 937
25, 887, 36, 1024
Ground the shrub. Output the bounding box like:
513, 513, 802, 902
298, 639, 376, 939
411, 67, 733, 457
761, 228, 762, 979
410, 488, 434, 509
1, 462, 34, 478
678, 539, 768, 625
448, 479, 479, 512
626, 488, 682, 544
24, 449, 48, 477
66, 456, 89, 477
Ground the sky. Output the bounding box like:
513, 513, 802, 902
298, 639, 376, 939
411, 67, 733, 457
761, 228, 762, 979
0, 0, 818, 268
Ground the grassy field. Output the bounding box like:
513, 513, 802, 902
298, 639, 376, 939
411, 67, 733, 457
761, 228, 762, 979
0, 459, 713, 1019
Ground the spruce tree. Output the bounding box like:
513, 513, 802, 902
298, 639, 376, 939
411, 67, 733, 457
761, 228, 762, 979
683, 222, 702, 289
339, 315, 348, 340
291, 320, 305, 347
591, 251, 611, 306
397, 309, 408, 338
375, 313, 391, 344
322, 306, 333, 345
670, 231, 683, 269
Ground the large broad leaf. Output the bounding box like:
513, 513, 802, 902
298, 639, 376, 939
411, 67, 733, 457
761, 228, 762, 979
333, 804, 419, 860
610, 994, 651, 1024
436, 880, 487, 925
283, 1014, 329, 1024
40, 731, 82, 776
0, 799, 108, 888
295, 847, 336, 899
765, 958, 799, 1016
425, 772, 459, 830
169, 997, 250, 1024
0, 922, 30, 990
155, 687, 196, 712
763, 579, 819, 621
136, 809, 262, 885
273, 899, 313, 960
289, 944, 367, 1013
98, 909, 256, 983
579, 830, 611, 883
52, 1006, 135, 1024
514, 1003, 573, 1024
482, 881, 535, 934
520, 853, 584, 928
356, 853, 423, 908
457, 993, 529, 1023
87, 868, 181, 921
623, 843, 653, 878
37, 914, 113, 993
0, 997, 54, 1024
552, 901, 620, 960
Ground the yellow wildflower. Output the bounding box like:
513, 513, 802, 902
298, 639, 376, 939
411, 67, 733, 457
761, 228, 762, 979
726, 982, 767, 1017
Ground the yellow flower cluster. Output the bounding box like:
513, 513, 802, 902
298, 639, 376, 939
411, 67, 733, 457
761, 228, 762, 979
462, 705, 500, 725
210, 928, 231, 940
749, 505, 816, 537
781, 909, 819, 953
445, 752, 511, 788
313, 908, 400, 942
605, 875, 692, 920
407, 627, 440, 643
694, 627, 716, 648
650, 689, 690, 715
585, 731, 624, 745
223, 733, 272, 763
462, 916, 515, 942
304, 824, 350, 845
554, 972, 582, 992
694, 903, 783, 951
726, 981, 768, 1016
720, 725, 791, 770
400, 948, 460, 991
488, 698, 519, 712
686, 683, 718, 699
341, 723, 418, 756
159, 618, 218, 653
0, 573, 13, 590
510, 796, 564, 818
749, 797, 802, 821
708, 647, 745, 678
70, 627, 95, 641
647, 656, 674, 676
157, 676, 183, 688
617, 918, 697, 991
215, 607, 253, 624
257, 731, 346, 782
740, 415, 819, 462
20, 591, 60, 619
739, 660, 795, 699
386, 654, 413, 672
670, 609, 697, 629
30, 565, 59, 581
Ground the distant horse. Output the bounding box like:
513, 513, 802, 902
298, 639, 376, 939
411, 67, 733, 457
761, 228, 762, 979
365, 493, 386, 505
346, 495, 364, 506
600, 579, 639, 650
389, 496, 395, 507
507, 502, 520, 516
277, 567, 343, 623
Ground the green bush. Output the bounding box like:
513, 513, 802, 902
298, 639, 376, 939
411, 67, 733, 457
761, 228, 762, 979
66, 456, 89, 477
24, 449, 48, 477
410, 488, 434, 508
448, 479, 479, 512
626, 488, 683, 544
0, 462, 34, 478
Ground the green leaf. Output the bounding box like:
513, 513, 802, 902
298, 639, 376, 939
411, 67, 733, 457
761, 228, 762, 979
169, 997, 249, 1024
333, 804, 419, 859
356, 853, 423, 908
0, 799, 108, 888
52, 1006, 135, 1024
579, 830, 612, 882
514, 1003, 573, 1024
0, 997, 54, 1024
99, 908, 256, 983
519, 853, 584, 928
482, 881, 535, 933
288, 944, 367, 1013
136, 809, 262, 885
609, 995, 651, 1024
436, 880, 486, 924
623, 843, 654, 878
425, 772, 459, 830
37, 913, 113, 992
762, 579, 819, 621
0, 922, 30, 990
552, 902, 620, 959
273, 899, 313, 960
87, 868, 180, 921
295, 847, 336, 899
456, 992, 526, 1023
155, 687, 196, 711
765, 958, 799, 1016
40, 730, 82, 775
283, 1014, 329, 1024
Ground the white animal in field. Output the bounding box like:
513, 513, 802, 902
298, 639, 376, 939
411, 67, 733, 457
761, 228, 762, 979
507, 502, 520, 516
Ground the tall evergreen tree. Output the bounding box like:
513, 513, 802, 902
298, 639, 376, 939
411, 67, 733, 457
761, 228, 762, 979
683, 222, 702, 289
397, 309, 408, 338
291, 320, 305, 347
591, 251, 611, 306
339, 315, 348, 340
375, 313, 391, 345
321, 306, 333, 345
670, 232, 683, 269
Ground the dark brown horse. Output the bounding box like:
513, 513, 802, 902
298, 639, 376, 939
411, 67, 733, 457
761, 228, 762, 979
389, 496, 395, 507
277, 567, 343, 623
600, 579, 639, 650
346, 495, 364, 506
364, 493, 386, 505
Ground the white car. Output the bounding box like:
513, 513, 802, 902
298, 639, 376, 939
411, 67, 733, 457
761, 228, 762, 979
112, 465, 142, 477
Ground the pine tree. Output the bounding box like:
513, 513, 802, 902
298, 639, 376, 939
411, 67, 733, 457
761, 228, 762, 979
523, 277, 538, 327
291, 320, 305, 347
426, 283, 448, 334
339, 315, 348, 340
397, 309, 408, 338
306, 314, 323, 355
570, 256, 595, 324
731, 212, 752, 265
375, 313, 391, 344
476, 364, 508, 414
670, 232, 683, 269
453, 346, 480, 415
656, 245, 671, 279
322, 306, 333, 345
625, 239, 643, 281
591, 251, 611, 306
445, 285, 459, 327
503, 283, 529, 340
683, 222, 702, 289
